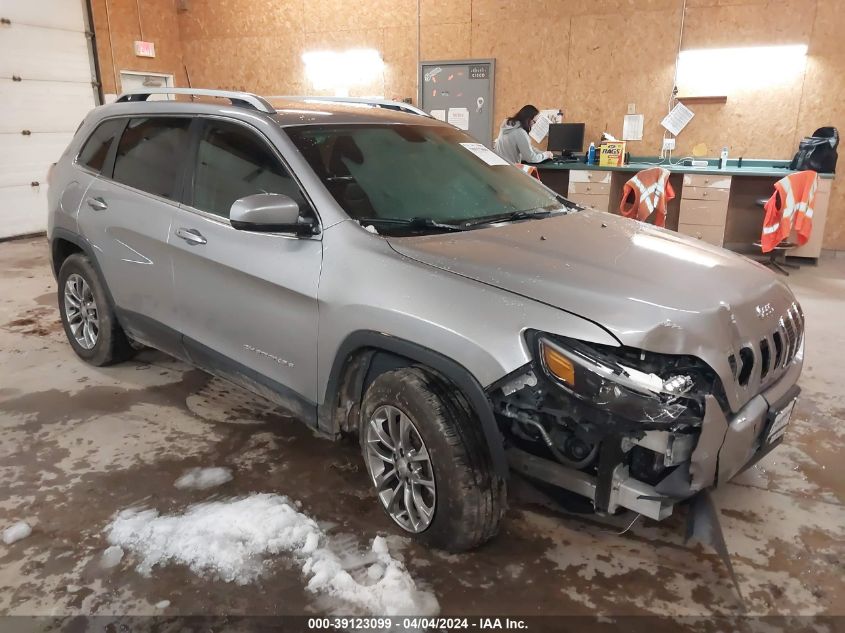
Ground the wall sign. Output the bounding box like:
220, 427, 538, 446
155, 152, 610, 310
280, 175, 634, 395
469, 64, 489, 80
134, 41, 156, 58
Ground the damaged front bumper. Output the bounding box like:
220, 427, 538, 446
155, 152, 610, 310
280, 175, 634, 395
497, 347, 802, 521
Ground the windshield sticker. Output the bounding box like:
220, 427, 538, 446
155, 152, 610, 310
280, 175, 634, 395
460, 142, 509, 166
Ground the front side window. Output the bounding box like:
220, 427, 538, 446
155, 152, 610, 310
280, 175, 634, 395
192, 120, 308, 218
285, 124, 566, 232
112, 117, 192, 199
77, 118, 124, 173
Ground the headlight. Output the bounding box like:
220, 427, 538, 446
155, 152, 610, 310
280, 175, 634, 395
536, 335, 699, 425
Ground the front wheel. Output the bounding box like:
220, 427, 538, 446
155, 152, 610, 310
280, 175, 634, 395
359, 366, 506, 552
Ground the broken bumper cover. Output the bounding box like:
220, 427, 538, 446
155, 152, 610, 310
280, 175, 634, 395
504, 351, 802, 521
689, 353, 802, 492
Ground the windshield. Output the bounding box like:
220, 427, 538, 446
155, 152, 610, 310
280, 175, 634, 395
285, 124, 571, 233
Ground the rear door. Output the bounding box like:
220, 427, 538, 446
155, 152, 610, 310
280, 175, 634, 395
170, 117, 322, 421
77, 116, 191, 354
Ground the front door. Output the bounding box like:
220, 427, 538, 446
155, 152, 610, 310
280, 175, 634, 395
170, 117, 322, 422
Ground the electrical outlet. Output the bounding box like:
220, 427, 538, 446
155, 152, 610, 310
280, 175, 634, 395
662, 137, 676, 151
627, 103, 636, 115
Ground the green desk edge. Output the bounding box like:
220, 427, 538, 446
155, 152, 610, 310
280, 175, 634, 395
536, 156, 835, 179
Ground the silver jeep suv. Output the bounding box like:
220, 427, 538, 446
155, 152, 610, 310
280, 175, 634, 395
47, 88, 803, 551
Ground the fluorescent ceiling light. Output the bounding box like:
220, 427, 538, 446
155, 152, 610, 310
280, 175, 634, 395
677, 44, 808, 95
302, 49, 385, 97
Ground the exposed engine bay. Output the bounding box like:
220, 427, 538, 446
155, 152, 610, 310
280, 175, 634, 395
489, 331, 761, 520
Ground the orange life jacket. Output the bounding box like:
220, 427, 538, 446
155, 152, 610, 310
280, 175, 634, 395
619, 167, 674, 227
761, 170, 818, 253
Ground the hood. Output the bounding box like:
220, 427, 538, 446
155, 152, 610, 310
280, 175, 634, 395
387, 210, 799, 409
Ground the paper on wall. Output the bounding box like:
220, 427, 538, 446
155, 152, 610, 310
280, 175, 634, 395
529, 114, 550, 143
622, 114, 644, 141
540, 109, 561, 123
661, 102, 694, 136
460, 142, 509, 166
430, 109, 446, 122
447, 107, 470, 130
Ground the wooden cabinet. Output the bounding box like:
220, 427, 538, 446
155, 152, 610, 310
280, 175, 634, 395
682, 173, 732, 189
679, 198, 729, 227
567, 170, 611, 212
676, 174, 732, 247
537, 163, 833, 261
677, 223, 726, 246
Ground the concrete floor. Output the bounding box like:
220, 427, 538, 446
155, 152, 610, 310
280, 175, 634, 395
0, 236, 842, 622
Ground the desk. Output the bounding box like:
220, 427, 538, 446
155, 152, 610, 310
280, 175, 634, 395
537, 158, 834, 260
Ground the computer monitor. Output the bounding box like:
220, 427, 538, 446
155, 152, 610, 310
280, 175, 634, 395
547, 123, 586, 156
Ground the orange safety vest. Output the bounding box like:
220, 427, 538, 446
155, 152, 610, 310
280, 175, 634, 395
619, 167, 674, 228
517, 163, 542, 181
761, 170, 817, 253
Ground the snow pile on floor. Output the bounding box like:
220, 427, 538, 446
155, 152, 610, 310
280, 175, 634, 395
106, 494, 438, 616
100, 545, 124, 568
174, 467, 233, 490
3, 521, 32, 544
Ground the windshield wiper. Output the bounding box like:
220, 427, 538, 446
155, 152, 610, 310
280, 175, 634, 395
462, 208, 553, 228
356, 217, 468, 232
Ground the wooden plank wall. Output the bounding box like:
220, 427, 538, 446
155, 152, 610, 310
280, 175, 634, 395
89, 0, 845, 251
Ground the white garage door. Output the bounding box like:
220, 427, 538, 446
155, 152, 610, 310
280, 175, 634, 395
0, 0, 98, 239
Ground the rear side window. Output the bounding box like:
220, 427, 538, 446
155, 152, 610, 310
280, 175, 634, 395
112, 117, 191, 199
191, 120, 308, 218
77, 119, 124, 173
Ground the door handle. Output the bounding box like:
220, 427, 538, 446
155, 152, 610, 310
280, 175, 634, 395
175, 227, 207, 245
86, 196, 108, 211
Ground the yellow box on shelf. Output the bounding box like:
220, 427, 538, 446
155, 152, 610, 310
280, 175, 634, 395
599, 141, 626, 167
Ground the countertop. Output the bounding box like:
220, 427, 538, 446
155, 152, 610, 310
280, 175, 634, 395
536, 156, 835, 179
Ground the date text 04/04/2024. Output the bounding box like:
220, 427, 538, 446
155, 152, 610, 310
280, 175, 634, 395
307, 617, 528, 630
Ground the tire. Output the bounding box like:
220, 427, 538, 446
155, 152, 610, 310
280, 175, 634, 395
359, 366, 506, 552
57, 253, 136, 366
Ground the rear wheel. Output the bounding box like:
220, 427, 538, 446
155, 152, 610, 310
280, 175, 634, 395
359, 366, 506, 551
58, 254, 135, 366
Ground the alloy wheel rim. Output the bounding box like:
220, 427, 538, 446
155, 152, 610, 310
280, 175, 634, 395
364, 404, 436, 533
64, 273, 99, 350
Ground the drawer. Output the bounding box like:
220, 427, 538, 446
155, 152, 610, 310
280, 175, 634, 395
682, 173, 732, 189
569, 181, 611, 195
566, 192, 610, 211
681, 185, 730, 202
678, 223, 725, 246
679, 198, 728, 227
569, 170, 612, 184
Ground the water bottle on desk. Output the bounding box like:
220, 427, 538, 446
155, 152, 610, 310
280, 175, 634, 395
587, 142, 596, 165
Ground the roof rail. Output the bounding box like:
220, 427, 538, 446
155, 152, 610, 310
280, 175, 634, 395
115, 88, 276, 114
274, 95, 430, 117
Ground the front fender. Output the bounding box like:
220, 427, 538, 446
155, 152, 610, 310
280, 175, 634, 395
316, 221, 621, 477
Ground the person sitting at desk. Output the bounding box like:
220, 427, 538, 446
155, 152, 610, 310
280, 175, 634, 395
494, 105, 553, 164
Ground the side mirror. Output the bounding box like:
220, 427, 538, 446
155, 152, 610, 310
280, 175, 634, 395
229, 193, 318, 236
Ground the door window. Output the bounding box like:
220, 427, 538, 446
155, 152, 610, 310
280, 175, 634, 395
77, 118, 124, 173
112, 117, 192, 199
192, 120, 308, 218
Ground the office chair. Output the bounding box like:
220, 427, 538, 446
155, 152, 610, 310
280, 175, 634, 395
753, 197, 799, 276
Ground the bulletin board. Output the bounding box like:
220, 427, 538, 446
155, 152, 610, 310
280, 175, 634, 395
419, 59, 496, 148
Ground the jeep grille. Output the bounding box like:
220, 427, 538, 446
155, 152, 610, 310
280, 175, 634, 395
732, 302, 804, 390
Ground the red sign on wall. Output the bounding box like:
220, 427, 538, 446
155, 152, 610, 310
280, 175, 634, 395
133, 41, 156, 58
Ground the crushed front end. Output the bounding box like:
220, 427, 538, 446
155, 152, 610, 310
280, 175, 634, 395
491, 317, 804, 520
